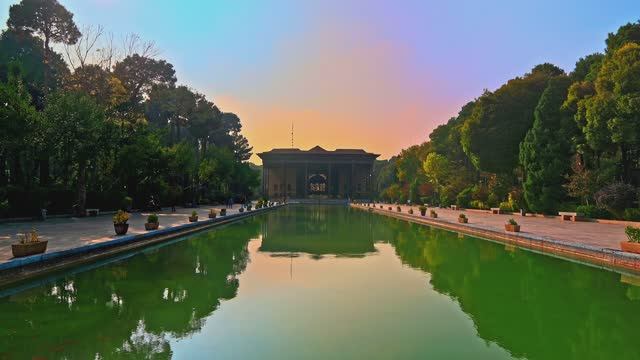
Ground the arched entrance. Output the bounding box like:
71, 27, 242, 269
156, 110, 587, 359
308, 174, 328, 195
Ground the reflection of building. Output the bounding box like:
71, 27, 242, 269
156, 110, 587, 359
259, 205, 376, 256
257, 146, 379, 199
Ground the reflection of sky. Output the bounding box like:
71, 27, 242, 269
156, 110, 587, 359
170, 240, 513, 359
2, 0, 640, 162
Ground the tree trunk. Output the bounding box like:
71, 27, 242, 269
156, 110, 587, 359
39, 156, 50, 186
76, 160, 88, 216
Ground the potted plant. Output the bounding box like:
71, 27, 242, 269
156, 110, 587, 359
220, 208, 227, 216
145, 213, 159, 230
239, 207, 245, 213
189, 210, 198, 222
247, 204, 253, 211
396, 206, 401, 212
458, 213, 468, 224
408, 208, 414, 215
430, 209, 438, 218
505, 218, 520, 232
380, 205, 383, 209
12, 229, 47, 258
621, 226, 640, 254
388, 206, 392, 211
419, 205, 427, 216
113, 210, 130, 235
209, 209, 217, 219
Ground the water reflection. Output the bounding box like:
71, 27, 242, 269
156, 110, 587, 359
0, 207, 639, 359
384, 219, 640, 360
259, 205, 377, 257
0, 218, 260, 359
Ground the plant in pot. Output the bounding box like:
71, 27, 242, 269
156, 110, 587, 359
209, 209, 217, 219
621, 226, 640, 254
419, 205, 427, 216
396, 206, 401, 212
220, 208, 227, 216
430, 209, 438, 218
12, 229, 47, 258
145, 213, 159, 230
239, 207, 245, 213
189, 210, 198, 222
458, 213, 468, 223
408, 208, 414, 215
247, 204, 253, 211
388, 206, 392, 211
113, 210, 130, 235
505, 218, 520, 232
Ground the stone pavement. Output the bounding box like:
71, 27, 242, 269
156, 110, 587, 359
0, 205, 246, 263
369, 203, 634, 251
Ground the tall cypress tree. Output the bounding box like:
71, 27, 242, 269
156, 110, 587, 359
519, 76, 577, 214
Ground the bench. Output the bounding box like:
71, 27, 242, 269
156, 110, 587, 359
450, 205, 458, 210
559, 212, 583, 222
85, 208, 100, 217
490, 208, 502, 214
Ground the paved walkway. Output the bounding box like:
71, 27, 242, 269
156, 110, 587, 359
368, 203, 634, 251
0, 205, 247, 263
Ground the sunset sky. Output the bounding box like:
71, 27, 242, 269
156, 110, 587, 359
2, 0, 640, 163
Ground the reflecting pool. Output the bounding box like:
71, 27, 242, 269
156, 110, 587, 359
1, 205, 639, 359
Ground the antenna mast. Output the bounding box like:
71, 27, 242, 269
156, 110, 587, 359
291, 122, 294, 148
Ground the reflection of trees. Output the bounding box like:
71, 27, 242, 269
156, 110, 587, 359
259, 205, 376, 256
0, 218, 260, 359
388, 221, 640, 360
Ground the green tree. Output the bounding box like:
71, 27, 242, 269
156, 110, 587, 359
7, 0, 80, 93
461, 64, 564, 174
519, 76, 576, 213
44, 91, 110, 214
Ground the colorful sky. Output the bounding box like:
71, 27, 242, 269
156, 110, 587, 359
2, 0, 640, 163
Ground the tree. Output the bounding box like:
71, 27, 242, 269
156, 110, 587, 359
605, 21, 640, 54
519, 76, 576, 213
220, 113, 252, 161
114, 54, 176, 105
460, 64, 564, 174
0, 66, 39, 186
44, 91, 110, 215
7, 0, 80, 93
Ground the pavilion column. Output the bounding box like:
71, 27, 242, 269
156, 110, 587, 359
351, 161, 355, 198
304, 162, 308, 198
328, 163, 332, 197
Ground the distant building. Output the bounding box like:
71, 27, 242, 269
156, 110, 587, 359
257, 146, 379, 199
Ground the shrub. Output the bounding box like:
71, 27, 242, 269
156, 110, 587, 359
18, 229, 41, 244
623, 208, 640, 222
499, 193, 520, 212
113, 210, 129, 224
575, 205, 613, 219
595, 182, 637, 214
147, 213, 159, 223
191, 210, 198, 217
456, 187, 473, 208
459, 213, 467, 219
470, 200, 488, 210
625, 226, 640, 243
418, 205, 427, 211
507, 218, 518, 226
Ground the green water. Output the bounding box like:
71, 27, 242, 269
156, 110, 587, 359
1, 206, 639, 359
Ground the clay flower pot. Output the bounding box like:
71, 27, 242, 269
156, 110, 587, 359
396, 207, 401, 212
430, 212, 438, 218
209, 212, 217, 219
505, 224, 520, 232
620, 241, 640, 254
458, 217, 468, 224
145, 222, 159, 231
114, 223, 129, 235
420, 209, 427, 216
220, 209, 227, 216
189, 216, 198, 222
12, 240, 48, 258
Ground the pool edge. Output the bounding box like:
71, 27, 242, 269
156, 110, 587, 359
352, 204, 640, 276
0, 205, 285, 287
